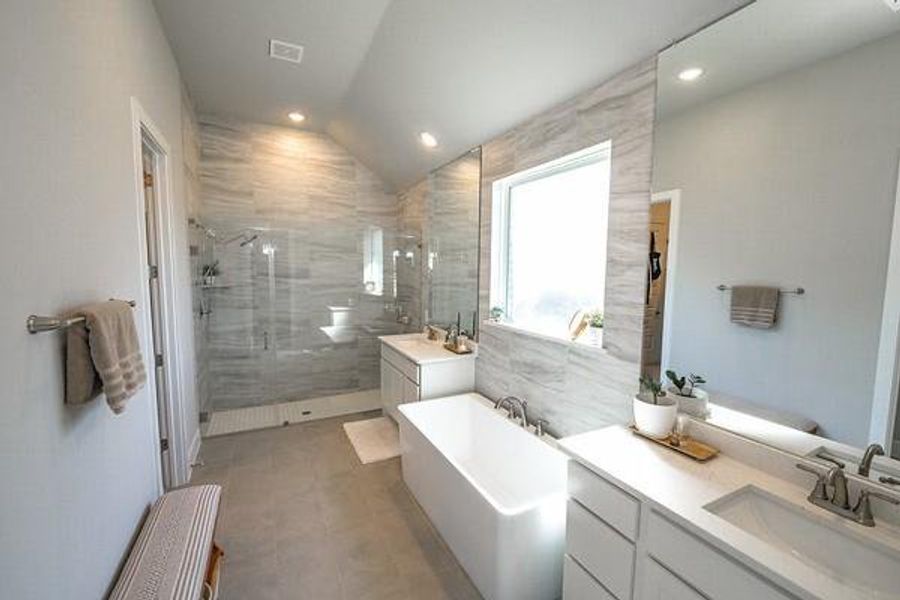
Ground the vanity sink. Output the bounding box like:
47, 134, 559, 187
706, 486, 900, 599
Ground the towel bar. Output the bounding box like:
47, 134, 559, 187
27, 300, 137, 334
716, 285, 804, 295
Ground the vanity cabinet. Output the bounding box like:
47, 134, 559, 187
562, 461, 799, 600
380, 340, 474, 422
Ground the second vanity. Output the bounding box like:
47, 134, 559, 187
379, 333, 476, 421
557, 425, 900, 600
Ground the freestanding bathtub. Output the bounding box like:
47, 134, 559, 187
398, 393, 569, 600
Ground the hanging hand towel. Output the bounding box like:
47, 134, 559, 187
66, 300, 147, 413
730, 286, 779, 329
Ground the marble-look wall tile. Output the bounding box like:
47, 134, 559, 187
197, 116, 399, 411
475, 57, 657, 437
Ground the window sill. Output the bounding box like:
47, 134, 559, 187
481, 320, 610, 356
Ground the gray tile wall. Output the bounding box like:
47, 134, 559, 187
475, 57, 658, 436
197, 116, 402, 411
424, 149, 481, 331
182, 89, 211, 415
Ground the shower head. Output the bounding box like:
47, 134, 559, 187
239, 234, 259, 247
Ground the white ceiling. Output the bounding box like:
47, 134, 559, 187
153, 0, 749, 190
658, 0, 900, 119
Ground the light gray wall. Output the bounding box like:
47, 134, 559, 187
653, 33, 900, 445
0, 1, 197, 597
475, 58, 657, 436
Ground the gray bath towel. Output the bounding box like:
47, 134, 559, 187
66, 300, 147, 413
730, 286, 779, 329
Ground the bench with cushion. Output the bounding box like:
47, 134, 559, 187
109, 484, 223, 600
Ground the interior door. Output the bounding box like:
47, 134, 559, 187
643, 201, 671, 377
141, 141, 171, 489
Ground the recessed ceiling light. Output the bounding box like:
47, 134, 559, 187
678, 67, 705, 82
288, 112, 306, 123
419, 132, 438, 148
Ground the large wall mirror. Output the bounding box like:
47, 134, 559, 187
647, 0, 900, 482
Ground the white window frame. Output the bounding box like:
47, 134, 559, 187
490, 140, 612, 335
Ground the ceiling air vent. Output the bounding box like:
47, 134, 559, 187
269, 39, 304, 64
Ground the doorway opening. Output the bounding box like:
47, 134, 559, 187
642, 189, 681, 381
131, 98, 192, 491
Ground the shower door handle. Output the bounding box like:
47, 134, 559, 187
263, 331, 269, 350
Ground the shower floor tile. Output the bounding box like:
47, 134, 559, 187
205, 389, 381, 437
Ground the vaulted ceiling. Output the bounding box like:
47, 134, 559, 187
153, 0, 749, 191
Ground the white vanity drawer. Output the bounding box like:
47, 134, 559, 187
640, 559, 704, 600
381, 344, 419, 384
646, 511, 796, 600
566, 499, 635, 600
563, 555, 616, 600
568, 461, 640, 541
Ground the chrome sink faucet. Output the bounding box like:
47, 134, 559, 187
797, 462, 900, 527
858, 443, 885, 477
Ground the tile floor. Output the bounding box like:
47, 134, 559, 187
190, 411, 483, 600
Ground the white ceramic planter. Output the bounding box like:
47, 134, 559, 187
667, 387, 710, 419
633, 395, 678, 439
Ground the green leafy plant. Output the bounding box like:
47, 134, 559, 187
639, 375, 666, 405
588, 310, 604, 328
665, 370, 706, 397
489, 306, 504, 321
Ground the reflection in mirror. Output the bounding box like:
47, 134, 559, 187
425, 148, 481, 334
648, 0, 900, 475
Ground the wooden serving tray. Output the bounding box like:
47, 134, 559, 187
629, 425, 719, 462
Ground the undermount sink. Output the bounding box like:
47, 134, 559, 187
705, 486, 900, 599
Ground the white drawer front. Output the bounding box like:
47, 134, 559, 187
640, 559, 704, 600
563, 555, 616, 600
381, 344, 419, 384
646, 511, 795, 600
567, 499, 635, 600
568, 461, 640, 541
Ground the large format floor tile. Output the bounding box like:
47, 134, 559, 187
190, 411, 482, 600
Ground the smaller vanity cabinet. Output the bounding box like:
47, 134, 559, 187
380, 340, 474, 422
562, 461, 799, 600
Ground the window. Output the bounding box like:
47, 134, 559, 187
490, 142, 611, 339
363, 226, 384, 295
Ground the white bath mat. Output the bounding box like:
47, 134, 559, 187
343, 417, 401, 464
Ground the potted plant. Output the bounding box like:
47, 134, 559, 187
633, 375, 678, 439
586, 310, 604, 346
201, 261, 220, 287
665, 370, 709, 418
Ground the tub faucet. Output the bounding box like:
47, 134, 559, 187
858, 443, 885, 477
495, 396, 528, 428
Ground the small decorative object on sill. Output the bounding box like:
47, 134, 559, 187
633, 376, 678, 439
629, 425, 719, 462
489, 306, 504, 322
665, 369, 709, 418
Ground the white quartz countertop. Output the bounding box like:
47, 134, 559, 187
379, 333, 476, 365
558, 426, 900, 600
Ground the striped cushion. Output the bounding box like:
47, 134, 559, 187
109, 485, 222, 600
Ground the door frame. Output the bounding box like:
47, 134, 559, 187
129, 98, 191, 490
650, 189, 682, 376
871, 157, 900, 454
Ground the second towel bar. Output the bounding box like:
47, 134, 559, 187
716, 284, 805, 295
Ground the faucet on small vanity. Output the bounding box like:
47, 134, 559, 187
797, 460, 900, 527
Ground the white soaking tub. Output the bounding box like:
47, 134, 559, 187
398, 393, 568, 600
